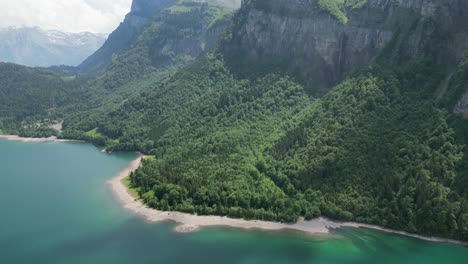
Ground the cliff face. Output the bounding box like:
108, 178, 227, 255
224, 0, 468, 95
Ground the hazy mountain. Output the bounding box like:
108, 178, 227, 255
0, 27, 106, 67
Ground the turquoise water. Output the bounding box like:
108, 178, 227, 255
0, 140, 467, 264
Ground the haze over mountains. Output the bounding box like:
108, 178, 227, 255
0, 0, 468, 243
0, 27, 106, 67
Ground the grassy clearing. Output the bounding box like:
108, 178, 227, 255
318, 0, 368, 24
123, 176, 140, 199
84, 128, 102, 138
144, 155, 156, 161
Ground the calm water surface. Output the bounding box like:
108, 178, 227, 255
0, 140, 467, 264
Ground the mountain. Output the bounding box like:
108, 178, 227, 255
0, 62, 83, 135
78, 0, 241, 72
58, 1, 239, 143
73, 0, 466, 241
97, 1, 237, 90
1, 0, 468, 241
78, 0, 176, 72
0, 27, 106, 67
223, 0, 468, 96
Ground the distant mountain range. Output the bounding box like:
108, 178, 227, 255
0, 27, 106, 67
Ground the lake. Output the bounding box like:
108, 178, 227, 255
0, 140, 467, 264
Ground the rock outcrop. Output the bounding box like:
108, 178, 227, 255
455, 91, 468, 118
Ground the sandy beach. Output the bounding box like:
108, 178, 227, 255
109, 156, 468, 246
108, 156, 338, 235
0, 135, 77, 143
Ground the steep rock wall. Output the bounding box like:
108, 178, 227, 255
223, 0, 468, 95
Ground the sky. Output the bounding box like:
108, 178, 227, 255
0, 0, 132, 34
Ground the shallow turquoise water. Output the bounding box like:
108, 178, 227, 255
0, 140, 467, 264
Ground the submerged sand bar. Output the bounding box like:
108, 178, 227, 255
110, 156, 468, 247
0, 135, 77, 143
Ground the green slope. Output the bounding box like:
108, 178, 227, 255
121, 56, 467, 241
69, 49, 468, 240
0, 63, 82, 134
60, 2, 237, 147
268, 62, 468, 240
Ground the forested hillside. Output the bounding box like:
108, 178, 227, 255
109, 55, 466, 241
0, 63, 82, 134
1, 0, 468, 242
268, 62, 468, 240
122, 0, 468, 241
60, 2, 237, 145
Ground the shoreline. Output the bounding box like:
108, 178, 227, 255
4, 134, 466, 246
109, 156, 468, 247
0, 135, 79, 143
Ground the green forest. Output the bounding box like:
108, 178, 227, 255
0, 63, 82, 134
119, 56, 468, 241
1, 0, 467, 241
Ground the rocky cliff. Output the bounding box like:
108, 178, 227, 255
455, 92, 468, 118
223, 0, 468, 95
453, 58, 468, 117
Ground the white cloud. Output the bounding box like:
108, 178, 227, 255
0, 0, 132, 33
